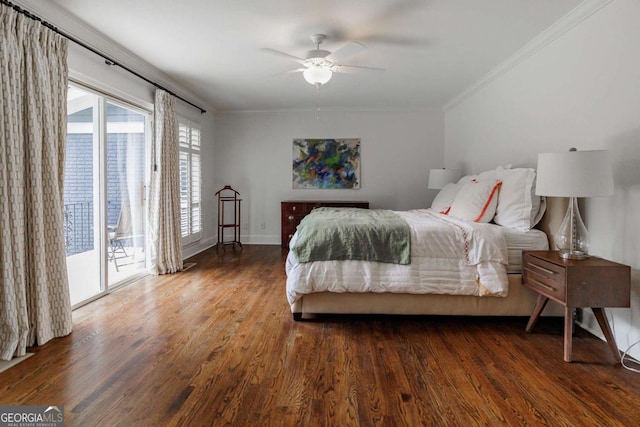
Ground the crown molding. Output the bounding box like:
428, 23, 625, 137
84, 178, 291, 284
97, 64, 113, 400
215, 106, 442, 115
443, 0, 613, 112
10, 0, 213, 114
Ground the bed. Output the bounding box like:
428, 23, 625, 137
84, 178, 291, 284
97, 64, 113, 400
285, 166, 566, 320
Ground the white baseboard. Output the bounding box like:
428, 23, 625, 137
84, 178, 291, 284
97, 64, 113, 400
0, 353, 34, 373
240, 234, 280, 245
182, 237, 217, 259
182, 235, 280, 260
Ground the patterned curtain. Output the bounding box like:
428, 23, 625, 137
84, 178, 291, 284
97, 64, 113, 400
0, 4, 73, 360
148, 89, 183, 274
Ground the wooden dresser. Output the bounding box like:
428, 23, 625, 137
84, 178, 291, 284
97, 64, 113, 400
281, 200, 369, 248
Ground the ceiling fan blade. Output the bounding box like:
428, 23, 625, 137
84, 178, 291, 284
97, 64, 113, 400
368, 0, 426, 26
326, 41, 367, 62
334, 64, 385, 74
285, 68, 306, 74
358, 34, 429, 47
266, 67, 307, 78
353, 0, 427, 41
260, 48, 306, 64
322, 0, 428, 49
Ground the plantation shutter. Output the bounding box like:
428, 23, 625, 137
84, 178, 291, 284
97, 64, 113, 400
178, 120, 202, 244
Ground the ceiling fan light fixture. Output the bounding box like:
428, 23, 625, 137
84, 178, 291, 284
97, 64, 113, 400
264, 33, 382, 87
303, 66, 332, 86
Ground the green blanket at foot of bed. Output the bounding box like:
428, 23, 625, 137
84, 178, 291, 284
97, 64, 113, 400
291, 207, 411, 264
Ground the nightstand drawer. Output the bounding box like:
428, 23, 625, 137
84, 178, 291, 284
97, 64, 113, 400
523, 254, 566, 302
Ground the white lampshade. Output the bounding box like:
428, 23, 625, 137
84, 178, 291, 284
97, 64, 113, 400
428, 168, 461, 190
535, 149, 614, 197
303, 66, 332, 86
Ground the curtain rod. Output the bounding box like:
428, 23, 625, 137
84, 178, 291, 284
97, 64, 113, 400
1, 0, 207, 114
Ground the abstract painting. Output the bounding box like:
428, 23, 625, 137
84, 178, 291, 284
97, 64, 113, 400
292, 138, 361, 189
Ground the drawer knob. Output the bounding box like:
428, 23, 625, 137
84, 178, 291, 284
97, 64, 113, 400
288, 215, 294, 220
288, 234, 293, 239
292, 206, 296, 211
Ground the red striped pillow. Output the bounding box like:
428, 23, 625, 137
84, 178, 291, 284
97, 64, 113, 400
430, 182, 462, 214
448, 180, 502, 223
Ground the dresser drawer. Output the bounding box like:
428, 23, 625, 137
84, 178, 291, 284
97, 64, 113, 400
523, 254, 566, 302
282, 226, 297, 245
283, 202, 308, 215
284, 213, 306, 224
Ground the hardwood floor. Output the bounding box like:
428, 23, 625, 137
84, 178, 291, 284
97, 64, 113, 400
1, 245, 639, 426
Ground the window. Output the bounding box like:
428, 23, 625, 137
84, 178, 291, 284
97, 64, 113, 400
179, 119, 202, 245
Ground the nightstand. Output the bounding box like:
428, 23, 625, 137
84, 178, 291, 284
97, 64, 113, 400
522, 250, 630, 363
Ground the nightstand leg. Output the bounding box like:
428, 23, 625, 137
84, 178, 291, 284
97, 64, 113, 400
592, 308, 621, 363
525, 295, 549, 332
564, 306, 574, 362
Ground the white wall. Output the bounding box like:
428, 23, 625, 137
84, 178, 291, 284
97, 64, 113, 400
445, 0, 640, 358
214, 109, 444, 244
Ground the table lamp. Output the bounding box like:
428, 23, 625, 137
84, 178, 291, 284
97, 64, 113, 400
428, 168, 461, 190
535, 148, 614, 260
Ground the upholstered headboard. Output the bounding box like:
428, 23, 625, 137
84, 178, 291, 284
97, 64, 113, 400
537, 196, 568, 250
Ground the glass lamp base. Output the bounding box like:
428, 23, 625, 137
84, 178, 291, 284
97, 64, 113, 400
559, 249, 587, 260
554, 197, 589, 260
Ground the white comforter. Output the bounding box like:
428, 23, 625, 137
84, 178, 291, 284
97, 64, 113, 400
286, 209, 509, 305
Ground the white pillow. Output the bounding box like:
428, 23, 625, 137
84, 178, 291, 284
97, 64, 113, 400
531, 195, 547, 227
448, 180, 502, 223
476, 168, 498, 182
493, 166, 543, 230
457, 165, 510, 184
457, 174, 476, 184
431, 182, 462, 214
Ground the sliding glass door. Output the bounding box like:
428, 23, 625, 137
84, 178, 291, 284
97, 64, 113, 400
106, 101, 148, 286
65, 84, 150, 306
65, 86, 101, 305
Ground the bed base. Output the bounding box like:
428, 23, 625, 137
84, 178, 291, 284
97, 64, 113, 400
291, 274, 564, 321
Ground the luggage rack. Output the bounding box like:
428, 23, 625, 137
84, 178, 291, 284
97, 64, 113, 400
215, 185, 242, 252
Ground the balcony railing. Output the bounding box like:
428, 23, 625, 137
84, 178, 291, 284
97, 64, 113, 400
64, 202, 93, 256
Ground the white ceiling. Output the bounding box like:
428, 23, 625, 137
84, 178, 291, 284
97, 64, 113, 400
47, 0, 583, 112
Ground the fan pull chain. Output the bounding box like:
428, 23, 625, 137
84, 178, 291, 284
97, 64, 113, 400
316, 84, 321, 120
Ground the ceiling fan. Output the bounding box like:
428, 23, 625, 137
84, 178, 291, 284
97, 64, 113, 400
262, 34, 384, 87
